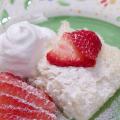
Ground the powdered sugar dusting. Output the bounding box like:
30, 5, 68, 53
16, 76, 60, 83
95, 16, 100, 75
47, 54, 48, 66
0, 79, 56, 113
0, 105, 56, 120
36, 43, 120, 120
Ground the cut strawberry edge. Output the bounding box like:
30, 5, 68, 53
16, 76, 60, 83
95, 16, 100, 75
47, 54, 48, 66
0, 75, 49, 99
47, 30, 98, 67
0, 80, 57, 113
0, 72, 22, 81
47, 47, 96, 67
47, 50, 81, 67
46, 40, 85, 67
0, 113, 29, 120
0, 105, 56, 120
0, 93, 36, 110
62, 30, 102, 60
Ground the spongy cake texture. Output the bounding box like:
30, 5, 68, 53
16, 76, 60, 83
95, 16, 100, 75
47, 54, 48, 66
36, 43, 120, 120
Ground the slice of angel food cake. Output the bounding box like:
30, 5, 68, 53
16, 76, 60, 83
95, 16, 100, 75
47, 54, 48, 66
0, 20, 120, 120
34, 21, 120, 120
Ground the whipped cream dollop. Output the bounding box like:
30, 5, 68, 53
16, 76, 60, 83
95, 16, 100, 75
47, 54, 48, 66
0, 21, 56, 77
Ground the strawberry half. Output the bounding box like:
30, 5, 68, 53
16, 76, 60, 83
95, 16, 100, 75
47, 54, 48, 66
47, 40, 83, 67
47, 30, 101, 67
63, 30, 102, 60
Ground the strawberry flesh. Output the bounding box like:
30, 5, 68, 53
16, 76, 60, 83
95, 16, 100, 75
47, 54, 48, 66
0, 80, 56, 113
47, 40, 83, 67
0, 105, 56, 120
0, 72, 57, 119
0, 72, 56, 113
0, 72, 22, 81
0, 113, 29, 120
0, 93, 35, 110
47, 29, 101, 67
63, 30, 102, 60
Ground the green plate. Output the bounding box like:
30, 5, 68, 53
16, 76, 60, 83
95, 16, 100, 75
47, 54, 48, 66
38, 16, 120, 120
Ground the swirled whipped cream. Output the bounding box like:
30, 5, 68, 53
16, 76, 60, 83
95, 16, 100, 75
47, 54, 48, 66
0, 21, 56, 77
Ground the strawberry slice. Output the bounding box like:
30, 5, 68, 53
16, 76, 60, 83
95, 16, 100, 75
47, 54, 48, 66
0, 113, 29, 120
0, 72, 22, 81
63, 30, 102, 60
47, 30, 101, 67
0, 105, 56, 120
47, 40, 83, 67
0, 72, 57, 119
0, 93, 35, 110
0, 72, 49, 99
0, 80, 56, 113
0, 72, 56, 113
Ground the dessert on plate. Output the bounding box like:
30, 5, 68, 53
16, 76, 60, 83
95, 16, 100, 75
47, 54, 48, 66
35, 21, 120, 120
0, 21, 120, 120
0, 22, 58, 120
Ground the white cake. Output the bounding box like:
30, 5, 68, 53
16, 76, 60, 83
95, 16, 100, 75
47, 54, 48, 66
33, 21, 120, 120
36, 43, 120, 120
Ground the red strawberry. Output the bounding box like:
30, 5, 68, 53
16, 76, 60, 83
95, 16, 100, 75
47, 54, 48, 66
0, 105, 56, 120
0, 72, 57, 113
0, 93, 35, 110
0, 72, 49, 99
0, 72, 57, 120
47, 40, 83, 67
46, 30, 101, 67
0, 72, 22, 81
0, 80, 56, 113
0, 113, 28, 120
63, 30, 102, 60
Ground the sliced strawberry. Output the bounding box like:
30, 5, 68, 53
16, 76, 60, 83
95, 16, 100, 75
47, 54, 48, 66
0, 105, 56, 120
47, 40, 83, 67
0, 72, 56, 113
0, 72, 57, 119
0, 72, 22, 81
47, 35, 96, 67
0, 93, 35, 110
0, 80, 56, 113
0, 113, 29, 120
0, 72, 49, 99
47, 30, 101, 67
63, 30, 102, 60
